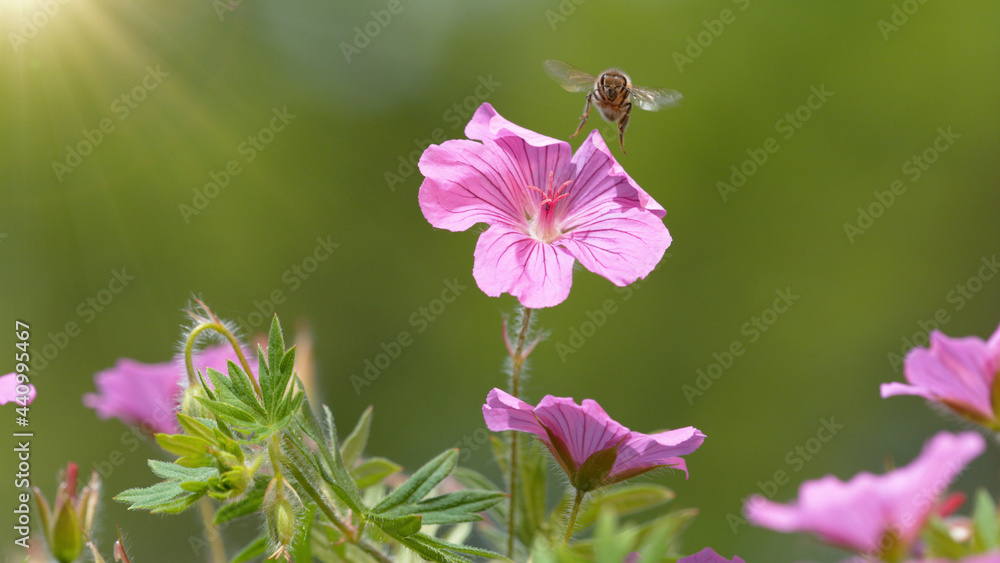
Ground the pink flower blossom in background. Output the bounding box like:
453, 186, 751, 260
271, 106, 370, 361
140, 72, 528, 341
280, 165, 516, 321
881, 322, 1000, 428
83, 345, 250, 434
0, 373, 35, 405
483, 388, 704, 490
678, 547, 746, 563
746, 431, 985, 558
418, 103, 671, 308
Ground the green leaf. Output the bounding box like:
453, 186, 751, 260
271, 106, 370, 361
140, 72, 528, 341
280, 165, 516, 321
383, 531, 470, 563
155, 434, 212, 463
415, 532, 510, 561
267, 315, 285, 384
373, 449, 458, 513
195, 397, 257, 425
386, 490, 506, 525
229, 534, 267, 563
353, 457, 401, 488
368, 513, 423, 536
115, 480, 203, 513
519, 443, 548, 545
573, 484, 676, 531
322, 404, 363, 503
341, 405, 374, 468
973, 488, 999, 551
148, 460, 217, 482
177, 414, 217, 443
922, 515, 967, 559
226, 360, 265, 417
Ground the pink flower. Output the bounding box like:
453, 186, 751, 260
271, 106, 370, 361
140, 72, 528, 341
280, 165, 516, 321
418, 103, 671, 309
483, 389, 704, 491
746, 431, 985, 558
881, 323, 1000, 428
83, 346, 250, 434
0, 373, 35, 405
678, 548, 745, 563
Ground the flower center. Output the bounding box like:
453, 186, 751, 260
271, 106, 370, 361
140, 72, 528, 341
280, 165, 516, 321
525, 171, 572, 244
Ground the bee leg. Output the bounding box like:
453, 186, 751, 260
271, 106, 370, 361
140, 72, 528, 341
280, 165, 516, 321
616, 102, 632, 153
570, 92, 593, 138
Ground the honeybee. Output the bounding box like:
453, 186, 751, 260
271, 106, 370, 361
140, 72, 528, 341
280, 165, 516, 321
543, 60, 682, 153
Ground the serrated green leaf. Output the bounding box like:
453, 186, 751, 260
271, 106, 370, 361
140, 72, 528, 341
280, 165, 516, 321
155, 434, 212, 460
416, 531, 510, 561
341, 405, 374, 468
267, 315, 284, 381
384, 531, 470, 563
196, 397, 257, 425
148, 460, 217, 482
226, 360, 265, 416
322, 404, 363, 503
206, 367, 236, 395
573, 484, 676, 531
974, 488, 999, 551
368, 513, 422, 536
287, 415, 364, 512
230, 534, 267, 563
177, 414, 217, 442
373, 449, 458, 513
115, 480, 202, 513
353, 457, 401, 489
383, 490, 506, 525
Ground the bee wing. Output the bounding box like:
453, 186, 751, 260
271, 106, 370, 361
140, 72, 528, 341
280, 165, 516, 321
542, 60, 597, 93
630, 86, 683, 111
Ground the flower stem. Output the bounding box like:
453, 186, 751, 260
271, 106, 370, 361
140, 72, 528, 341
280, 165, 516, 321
183, 320, 260, 399
562, 489, 586, 546
197, 497, 227, 563
506, 306, 533, 559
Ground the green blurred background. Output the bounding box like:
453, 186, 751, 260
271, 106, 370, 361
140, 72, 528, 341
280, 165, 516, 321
2, 0, 999, 560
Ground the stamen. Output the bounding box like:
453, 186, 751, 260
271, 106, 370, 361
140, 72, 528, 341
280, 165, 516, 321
526, 171, 572, 211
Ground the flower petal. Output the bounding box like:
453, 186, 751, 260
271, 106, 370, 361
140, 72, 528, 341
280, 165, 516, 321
560, 207, 671, 287
904, 331, 994, 418
0, 373, 34, 405
473, 225, 576, 308
532, 396, 630, 467
746, 431, 985, 554
419, 139, 536, 232
482, 388, 546, 438
678, 548, 746, 563
564, 130, 666, 219
465, 103, 566, 151
613, 427, 706, 479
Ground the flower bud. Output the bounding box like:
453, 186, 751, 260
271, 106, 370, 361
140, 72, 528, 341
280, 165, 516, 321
34, 463, 101, 563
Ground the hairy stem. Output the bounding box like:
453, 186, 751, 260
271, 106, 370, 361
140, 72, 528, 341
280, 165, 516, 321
562, 489, 586, 547
506, 306, 533, 558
